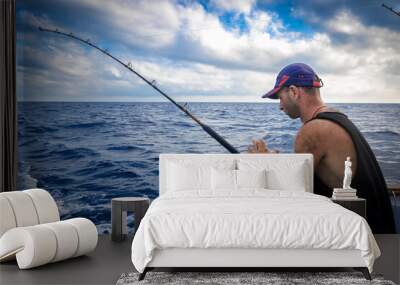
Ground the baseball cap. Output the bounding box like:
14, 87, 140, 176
262, 63, 323, 99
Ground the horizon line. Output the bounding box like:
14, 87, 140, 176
17, 100, 400, 104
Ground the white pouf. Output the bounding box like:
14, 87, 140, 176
0, 189, 98, 269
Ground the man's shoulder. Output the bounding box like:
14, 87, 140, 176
298, 118, 338, 137
297, 114, 353, 147
295, 118, 342, 155
295, 119, 331, 155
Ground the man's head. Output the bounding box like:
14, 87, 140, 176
262, 63, 323, 119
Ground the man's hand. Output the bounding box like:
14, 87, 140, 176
247, 139, 279, 153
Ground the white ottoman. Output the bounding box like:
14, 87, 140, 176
0, 189, 98, 269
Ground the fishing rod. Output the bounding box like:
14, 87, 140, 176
382, 3, 400, 17
38, 26, 240, 154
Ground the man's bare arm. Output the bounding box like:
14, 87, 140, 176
294, 120, 326, 169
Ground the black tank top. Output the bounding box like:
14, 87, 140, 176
307, 111, 396, 234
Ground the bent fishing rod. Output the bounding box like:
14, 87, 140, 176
38, 27, 239, 153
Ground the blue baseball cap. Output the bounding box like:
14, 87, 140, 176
262, 63, 323, 99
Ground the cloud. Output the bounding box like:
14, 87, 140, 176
289, 0, 400, 33
17, 35, 142, 101
326, 10, 364, 35
17, 34, 271, 102
109, 66, 122, 79
70, 0, 181, 49
16, 0, 400, 103
209, 0, 256, 14
18, 10, 54, 29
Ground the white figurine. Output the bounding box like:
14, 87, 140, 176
343, 156, 353, 189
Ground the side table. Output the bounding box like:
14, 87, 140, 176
331, 197, 366, 219
111, 197, 150, 242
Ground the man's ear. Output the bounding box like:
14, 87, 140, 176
288, 85, 300, 100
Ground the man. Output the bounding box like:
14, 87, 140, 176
248, 63, 396, 233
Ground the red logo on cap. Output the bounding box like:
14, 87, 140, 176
278, 75, 289, 88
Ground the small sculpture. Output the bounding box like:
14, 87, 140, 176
343, 156, 353, 189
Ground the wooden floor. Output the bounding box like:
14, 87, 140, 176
0, 234, 398, 285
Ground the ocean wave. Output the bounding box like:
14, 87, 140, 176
41, 174, 75, 185
364, 130, 400, 136
128, 161, 149, 168
172, 121, 195, 128
26, 126, 58, 134
93, 169, 139, 179
19, 138, 39, 146
138, 187, 158, 197
63, 121, 106, 129
96, 223, 111, 234
150, 169, 159, 176
69, 161, 116, 177
71, 167, 100, 176
232, 123, 258, 128
76, 182, 101, 191
17, 174, 38, 189
50, 147, 99, 159
17, 163, 38, 190
88, 161, 116, 168
27, 153, 51, 159
132, 120, 157, 126
106, 145, 143, 151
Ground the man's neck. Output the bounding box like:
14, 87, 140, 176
300, 103, 326, 124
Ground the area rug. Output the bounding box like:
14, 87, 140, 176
116, 271, 396, 285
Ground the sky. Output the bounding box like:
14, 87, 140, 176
16, 0, 400, 103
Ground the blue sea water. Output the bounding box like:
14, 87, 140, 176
17, 102, 400, 233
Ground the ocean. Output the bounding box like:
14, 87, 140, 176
17, 102, 400, 233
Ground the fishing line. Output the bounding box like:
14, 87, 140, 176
38, 26, 240, 154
